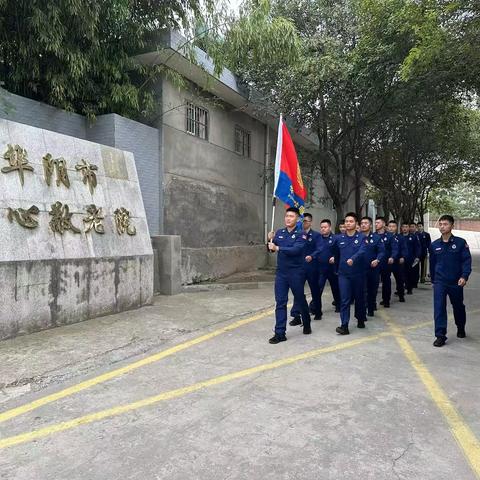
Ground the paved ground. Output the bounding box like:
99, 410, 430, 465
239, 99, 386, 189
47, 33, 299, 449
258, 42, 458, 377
0, 253, 479, 479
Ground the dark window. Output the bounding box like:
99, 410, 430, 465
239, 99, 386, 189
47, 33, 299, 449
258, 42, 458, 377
186, 103, 209, 140
234, 126, 251, 157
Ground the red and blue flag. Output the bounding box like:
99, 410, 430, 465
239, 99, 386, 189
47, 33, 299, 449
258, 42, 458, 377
273, 116, 307, 215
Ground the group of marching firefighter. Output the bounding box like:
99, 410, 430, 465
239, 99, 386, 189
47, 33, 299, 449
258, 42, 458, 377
267, 209, 472, 348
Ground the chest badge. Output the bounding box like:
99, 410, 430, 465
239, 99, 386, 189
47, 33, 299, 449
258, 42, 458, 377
292, 235, 296, 239
354, 239, 359, 244
370, 239, 373, 243
452, 244, 457, 249
329, 240, 332, 244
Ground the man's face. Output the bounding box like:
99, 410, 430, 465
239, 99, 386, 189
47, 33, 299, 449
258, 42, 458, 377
417, 224, 424, 232
284, 211, 298, 228
387, 223, 398, 234
320, 222, 331, 236
344, 216, 357, 232
409, 224, 417, 233
438, 220, 453, 235
401, 224, 409, 234
375, 219, 385, 232
339, 224, 346, 233
360, 219, 371, 233
303, 216, 312, 231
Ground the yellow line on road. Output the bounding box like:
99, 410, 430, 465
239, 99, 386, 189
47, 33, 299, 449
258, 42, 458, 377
0, 306, 277, 424
0, 331, 390, 450
379, 311, 480, 478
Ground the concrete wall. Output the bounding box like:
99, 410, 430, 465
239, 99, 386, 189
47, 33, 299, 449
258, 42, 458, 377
161, 78, 266, 248
181, 245, 269, 284
0, 119, 153, 339
0, 89, 163, 236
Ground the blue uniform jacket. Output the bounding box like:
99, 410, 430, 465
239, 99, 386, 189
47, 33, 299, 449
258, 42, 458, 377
273, 226, 308, 272
332, 232, 368, 277
302, 229, 320, 272
429, 235, 472, 285
417, 231, 432, 257
364, 232, 386, 268
402, 233, 421, 262
311, 233, 336, 272
394, 234, 408, 261
378, 231, 399, 261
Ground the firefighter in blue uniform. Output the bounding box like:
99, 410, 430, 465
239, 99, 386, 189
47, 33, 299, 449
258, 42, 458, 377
310, 218, 341, 317
409, 222, 421, 287
416, 221, 431, 283
375, 216, 399, 308
267, 207, 312, 344
330, 212, 368, 335
401, 221, 421, 294
388, 220, 407, 303
429, 215, 472, 347
360, 216, 385, 317
289, 213, 321, 326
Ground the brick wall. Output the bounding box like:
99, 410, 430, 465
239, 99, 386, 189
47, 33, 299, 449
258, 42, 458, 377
429, 219, 480, 232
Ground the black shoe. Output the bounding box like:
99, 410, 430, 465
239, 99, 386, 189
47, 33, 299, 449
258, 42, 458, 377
303, 324, 312, 335
433, 336, 446, 347
332, 301, 336, 306
407, 290, 412, 295
367, 310, 374, 317
269, 335, 287, 344
457, 329, 466, 338
336, 325, 350, 335
357, 320, 366, 329
335, 307, 340, 313
289, 316, 302, 326
314, 313, 322, 320
399, 297, 405, 303
383, 302, 390, 308
380, 300, 385, 305
394, 291, 399, 296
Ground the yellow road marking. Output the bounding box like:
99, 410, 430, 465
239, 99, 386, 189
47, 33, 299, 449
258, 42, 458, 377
0, 331, 391, 449
379, 311, 480, 478
0, 306, 278, 424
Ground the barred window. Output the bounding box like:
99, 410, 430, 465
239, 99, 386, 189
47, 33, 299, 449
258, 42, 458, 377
186, 103, 209, 140
234, 126, 251, 158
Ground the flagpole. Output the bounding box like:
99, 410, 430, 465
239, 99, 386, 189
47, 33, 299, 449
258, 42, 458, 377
270, 113, 283, 237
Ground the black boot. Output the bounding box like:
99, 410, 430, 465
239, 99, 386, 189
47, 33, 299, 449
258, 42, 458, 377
289, 316, 302, 326
336, 325, 350, 335
357, 320, 366, 328
457, 328, 466, 338
269, 335, 287, 344
303, 324, 312, 334
433, 336, 446, 347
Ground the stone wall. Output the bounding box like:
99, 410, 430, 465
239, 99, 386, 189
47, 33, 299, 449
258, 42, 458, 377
0, 119, 153, 339
181, 245, 269, 284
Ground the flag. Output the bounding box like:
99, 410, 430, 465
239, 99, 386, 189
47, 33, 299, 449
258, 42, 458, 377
273, 115, 307, 214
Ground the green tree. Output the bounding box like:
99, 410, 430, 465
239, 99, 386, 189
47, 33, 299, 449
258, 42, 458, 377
0, 0, 218, 119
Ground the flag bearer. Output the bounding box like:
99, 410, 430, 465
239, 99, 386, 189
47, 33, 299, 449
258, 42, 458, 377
267, 207, 312, 344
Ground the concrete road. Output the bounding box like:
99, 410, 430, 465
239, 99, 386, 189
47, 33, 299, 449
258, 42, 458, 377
0, 256, 479, 480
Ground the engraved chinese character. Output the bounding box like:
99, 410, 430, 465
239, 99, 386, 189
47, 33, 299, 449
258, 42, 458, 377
83, 204, 105, 234
2, 144, 34, 186
43, 154, 70, 188
114, 207, 136, 236
49, 201, 81, 234
75, 159, 98, 194
7, 205, 39, 229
